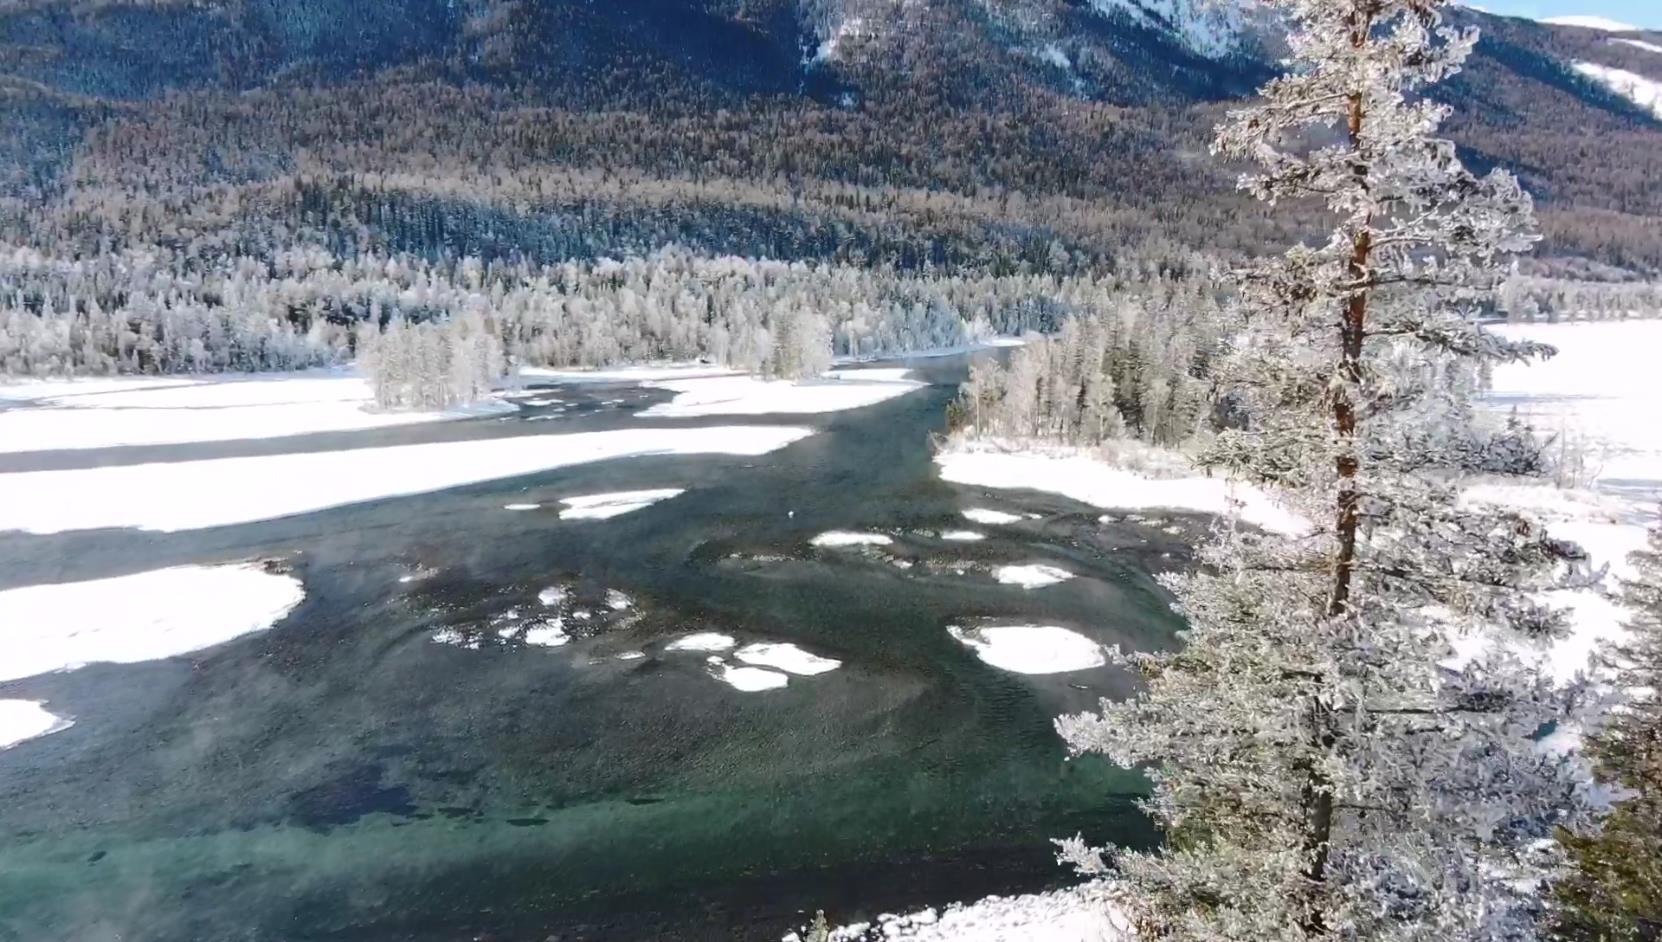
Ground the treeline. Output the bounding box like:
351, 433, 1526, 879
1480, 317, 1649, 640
0, 241, 1206, 385
948, 279, 1226, 449
1498, 272, 1662, 322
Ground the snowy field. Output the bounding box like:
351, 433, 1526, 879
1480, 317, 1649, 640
638, 368, 924, 418
0, 370, 513, 453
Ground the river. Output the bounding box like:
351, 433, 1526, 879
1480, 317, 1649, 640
0, 353, 1190, 941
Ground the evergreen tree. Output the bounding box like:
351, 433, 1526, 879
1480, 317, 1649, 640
1553, 522, 1662, 942
1055, 1, 1595, 938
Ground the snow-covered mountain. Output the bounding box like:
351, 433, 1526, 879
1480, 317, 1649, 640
1085, 0, 1250, 59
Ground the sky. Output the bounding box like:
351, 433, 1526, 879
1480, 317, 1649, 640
1472, 0, 1662, 29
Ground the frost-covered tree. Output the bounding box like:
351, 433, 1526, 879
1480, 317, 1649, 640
1056, 2, 1596, 939
1552, 521, 1662, 942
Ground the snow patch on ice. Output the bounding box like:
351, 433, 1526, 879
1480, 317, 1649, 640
666, 632, 737, 652
504, 503, 541, 511
948, 625, 1106, 675
0, 426, 812, 535
1572, 61, 1662, 119
0, 564, 304, 683
940, 441, 1305, 536
606, 589, 634, 611
940, 530, 987, 541
993, 564, 1075, 589
0, 700, 74, 750
810, 530, 893, 548
962, 507, 1024, 526
706, 657, 790, 692
558, 489, 685, 520
522, 622, 571, 648
735, 642, 842, 676
538, 586, 568, 607
638, 368, 923, 418
0, 370, 514, 454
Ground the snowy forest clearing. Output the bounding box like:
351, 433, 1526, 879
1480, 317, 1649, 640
0, 426, 813, 534
0, 370, 514, 454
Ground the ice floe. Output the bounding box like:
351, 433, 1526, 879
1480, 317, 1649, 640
0, 426, 812, 535
0, 564, 305, 683
557, 489, 685, 520
735, 642, 842, 676
947, 625, 1107, 675
706, 657, 790, 691
810, 530, 893, 547
504, 503, 541, 511
537, 586, 568, 607
0, 700, 75, 750
962, 508, 1023, 526
605, 589, 634, 611
993, 564, 1075, 589
665, 632, 737, 652
940, 530, 987, 541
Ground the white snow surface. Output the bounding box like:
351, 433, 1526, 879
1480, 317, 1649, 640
798, 881, 1130, 942
0, 426, 812, 535
941, 530, 987, 541
706, 657, 790, 691
1089, 0, 1244, 58
993, 564, 1076, 589
557, 489, 685, 520
522, 622, 571, 647
517, 363, 738, 384
1614, 38, 1662, 54
810, 530, 893, 547
1572, 61, 1662, 118
0, 370, 513, 454
939, 441, 1305, 536
665, 632, 737, 652
948, 625, 1107, 675
0, 564, 304, 683
962, 507, 1024, 526
1543, 15, 1639, 31
504, 503, 541, 511
0, 700, 74, 750
638, 368, 924, 418
734, 642, 842, 675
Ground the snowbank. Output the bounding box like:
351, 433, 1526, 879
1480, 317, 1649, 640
638, 368, 924, 418
939, 441, 1304, 536
734, 642, 842, 675
811, 531, 893, 548
0, 699, 74, 750
0, 371, 512, 454
793, 880, 1129, 942
518, 363, 739, 384
558, 489, 685, 520
0, 564, 305, 683
948, 625, 1107, 675
665, 632, 737, 652
994, 564, 1075, 589
0, 426, 813, 535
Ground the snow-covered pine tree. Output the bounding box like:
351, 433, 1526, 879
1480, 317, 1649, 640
1552, 521, 1662, 941
1055, 1, 1596, 938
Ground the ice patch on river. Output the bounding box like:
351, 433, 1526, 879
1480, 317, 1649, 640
735, 643, 841, 675
637, 368, 924, 418
947, 625, 1106, 675
0, 370, 514, 454
558, 489, 685, 520
0, 700, 75, 750
665, 632, 737, 652
0, 564, 305, 683
962, 507, 1023, 526
0, 426, 813, 535
810, 531, 893, 547
705, 657, 790, 692
993, 564, 1074, 589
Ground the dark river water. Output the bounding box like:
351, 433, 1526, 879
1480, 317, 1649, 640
0, 354, 1191, 942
